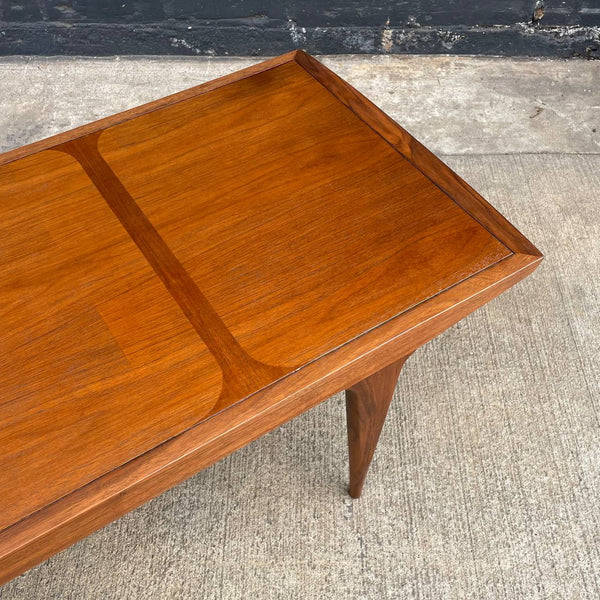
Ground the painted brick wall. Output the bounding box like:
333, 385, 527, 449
0, 1, 599, 56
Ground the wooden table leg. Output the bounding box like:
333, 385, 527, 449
345, 356, 410, 498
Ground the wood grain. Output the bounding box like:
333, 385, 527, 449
0, 149, 222, 532
294, 50, 542, 258
0, 51, 542, 585
97, 58, 511, 373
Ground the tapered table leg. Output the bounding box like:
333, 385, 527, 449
345, 356, 410, 498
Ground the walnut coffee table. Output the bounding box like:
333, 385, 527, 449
0, 51, 542, 584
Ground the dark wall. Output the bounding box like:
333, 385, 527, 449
1, 1, 599, 57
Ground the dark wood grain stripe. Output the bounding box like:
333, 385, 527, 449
56, 133, 290, 407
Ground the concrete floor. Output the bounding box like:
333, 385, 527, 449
0, 55, 598, 157
0, 55, 598, 600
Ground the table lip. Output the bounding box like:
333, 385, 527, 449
0, 51, 543, 579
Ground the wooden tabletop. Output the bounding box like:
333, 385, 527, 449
0, 51, 541, 583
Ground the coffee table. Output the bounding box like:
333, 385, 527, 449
0, 51, 542, 584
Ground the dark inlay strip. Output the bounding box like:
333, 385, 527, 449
57, 133, 289, 408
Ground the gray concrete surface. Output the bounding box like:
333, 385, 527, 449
0, 55, 598, 156
0, 56, 598, 600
